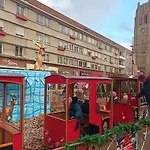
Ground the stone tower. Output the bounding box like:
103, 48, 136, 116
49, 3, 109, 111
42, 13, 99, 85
134, 1, 150, 75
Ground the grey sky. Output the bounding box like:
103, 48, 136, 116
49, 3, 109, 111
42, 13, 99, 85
38, 0, 120, 25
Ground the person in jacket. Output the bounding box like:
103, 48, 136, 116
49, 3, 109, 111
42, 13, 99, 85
136, 72, 150, 117
69, 96, 83, 125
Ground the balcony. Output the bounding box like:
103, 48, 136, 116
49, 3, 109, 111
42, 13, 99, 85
0, 30, 7, 36
58, 46, 65, 51
119, 55, 126, 60
70, 36, 76, 40
16, 14, 28, 21
92, 56, 97, 60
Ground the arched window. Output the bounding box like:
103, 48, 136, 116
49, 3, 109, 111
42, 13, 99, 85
144, 13, 148, 23
139, 15, 142, 25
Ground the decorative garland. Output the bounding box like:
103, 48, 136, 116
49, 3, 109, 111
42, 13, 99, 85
44, 118, 150, 150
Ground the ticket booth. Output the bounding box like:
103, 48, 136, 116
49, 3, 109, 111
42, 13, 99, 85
0, 72, 24, 150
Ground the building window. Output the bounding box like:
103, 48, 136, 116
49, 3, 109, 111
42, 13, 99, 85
37, 14, 43, 24
87, 62, 91, 68
64, 43, 69, 49
69, 43, 73, 51
91, 64, 94, 69
0, 0, 4, 8
83, 62, 87, 68
92, 39, 95, 45
44, 54, 49, 61
0, 43, 3, 53
45, 18, 50, 27
144, 14, 148, 23
69, 58, 73, 65
139, 15, 142, 25
79, 48, 83, 54
63, 57, 68, 65
65, 58, 68, 64
83, 35, 87, 42
74, 46, 79, 53
74, 31, 78, 38
0, 19, 4, 31
73, 59, 78, 66
64, 27, 69, 34
44, 35, 50, 45
58, 56, 62, 64
59, 24, 64, 32
87, 50, 91, 56
95, 64, 98, 70
17, 5, 24, 15
16, 26, 24, 37
36, 33, 43, 43
87, 37, 91, 43
79, 61, 83, 67
59, 41, 62, 47
98, 65, 101, 70
70, 29, 74, 36
15, 46, 24, 56
78, 33, 82, 40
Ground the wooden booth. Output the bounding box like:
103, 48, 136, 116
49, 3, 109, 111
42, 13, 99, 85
0, 72, 24, 150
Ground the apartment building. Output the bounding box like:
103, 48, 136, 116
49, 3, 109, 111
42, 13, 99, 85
0, 0, 132, 76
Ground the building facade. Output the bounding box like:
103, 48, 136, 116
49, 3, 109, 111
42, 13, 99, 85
0, 0, 132, 76
134, 0, 150, 75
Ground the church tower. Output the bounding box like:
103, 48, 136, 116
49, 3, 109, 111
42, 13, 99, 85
134, 1, 150, 74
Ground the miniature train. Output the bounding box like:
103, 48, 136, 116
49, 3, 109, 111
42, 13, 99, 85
0, 73, 148, 150
44, 75, 148, 149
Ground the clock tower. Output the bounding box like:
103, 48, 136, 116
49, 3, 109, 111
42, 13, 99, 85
134, 1, 149, 74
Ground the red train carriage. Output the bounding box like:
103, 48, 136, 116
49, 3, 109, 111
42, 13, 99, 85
44, 75, 114, 149
106, 77, 148, 125
0, 73, 25, 150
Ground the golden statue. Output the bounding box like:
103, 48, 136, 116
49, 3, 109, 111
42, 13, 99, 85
33, 40, 46, 70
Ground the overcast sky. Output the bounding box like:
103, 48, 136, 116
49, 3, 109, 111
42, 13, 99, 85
38, 0, 148, 49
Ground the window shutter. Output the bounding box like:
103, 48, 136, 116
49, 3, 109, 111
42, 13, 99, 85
16, 26, 24, 36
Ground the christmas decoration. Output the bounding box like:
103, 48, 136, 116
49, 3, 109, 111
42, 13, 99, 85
44, 118, 150, 150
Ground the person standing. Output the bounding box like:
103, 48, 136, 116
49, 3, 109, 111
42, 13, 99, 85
136, 72, 150, 117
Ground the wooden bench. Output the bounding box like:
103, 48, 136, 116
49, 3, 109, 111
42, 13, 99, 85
0, 142, 13, 150
0, 122, 19, 145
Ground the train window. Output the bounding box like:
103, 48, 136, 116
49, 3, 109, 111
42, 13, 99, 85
96, 83, 111, 111
130, 81, 137, 96
121, 81, 128, 93
3, 84, 21, 130
46, 84, 66, 115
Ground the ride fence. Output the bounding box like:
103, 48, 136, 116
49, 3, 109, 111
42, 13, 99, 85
0, 68, 50, 121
